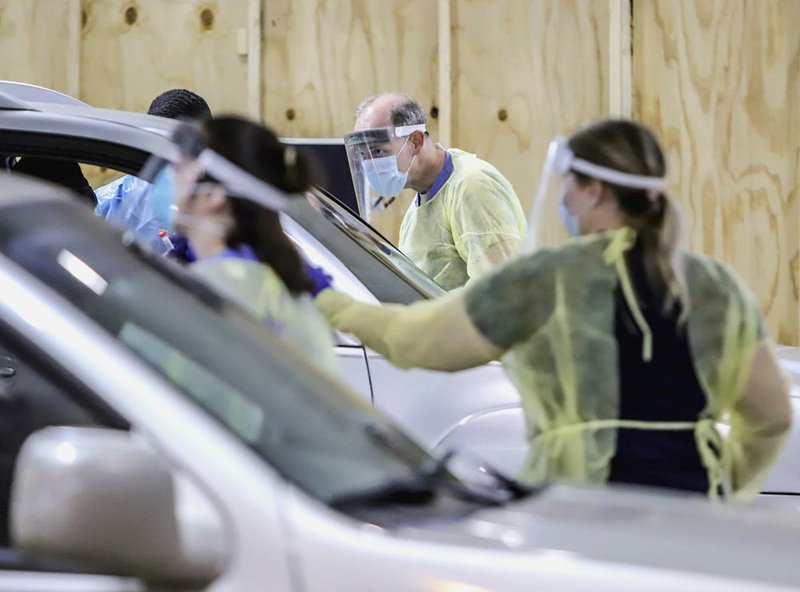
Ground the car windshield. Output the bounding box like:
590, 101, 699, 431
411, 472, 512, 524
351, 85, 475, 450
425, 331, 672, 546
0, 199, 438, 504
297, 187, 446, 299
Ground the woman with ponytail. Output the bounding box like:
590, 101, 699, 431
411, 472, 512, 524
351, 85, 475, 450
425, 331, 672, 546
174, 115, 338, 374
314, 119, 791, 500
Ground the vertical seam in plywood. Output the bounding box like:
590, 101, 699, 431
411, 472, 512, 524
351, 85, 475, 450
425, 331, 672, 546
609, 0, 632, 118
248, 0, 263, 121
67, 0, 81, 98
437, 0, 452, 146
628, 0, 635, 117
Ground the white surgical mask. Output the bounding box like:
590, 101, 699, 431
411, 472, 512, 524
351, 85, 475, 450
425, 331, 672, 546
362, 137, 415, 198
558, 188, 581, 237
149, 166, 179, 234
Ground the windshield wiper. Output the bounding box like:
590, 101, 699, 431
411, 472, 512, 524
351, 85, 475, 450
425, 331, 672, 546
328, 474, 437, 509
477, 462, 538, 500
329, 451, 511, 510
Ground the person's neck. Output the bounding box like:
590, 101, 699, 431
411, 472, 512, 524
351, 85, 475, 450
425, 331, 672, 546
410, 145, 446, 194
585, 201, 626, 234
186, 228, 228, 260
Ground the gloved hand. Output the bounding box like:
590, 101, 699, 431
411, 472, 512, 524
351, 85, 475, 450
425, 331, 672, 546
168, 234, 197, 263
305, 263, 334, 297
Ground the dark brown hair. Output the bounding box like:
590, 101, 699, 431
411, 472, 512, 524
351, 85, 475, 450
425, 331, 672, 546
568, 119, 687, 317
204, 116, 320, 295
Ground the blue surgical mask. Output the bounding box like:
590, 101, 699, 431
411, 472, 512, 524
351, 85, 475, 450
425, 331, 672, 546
362, 138, 415, 198
149, 166, 178, 234
558, 187, 581, 236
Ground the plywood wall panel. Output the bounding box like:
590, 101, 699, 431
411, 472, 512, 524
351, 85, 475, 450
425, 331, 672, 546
261, 0, 439, 243
451, 0, 610, 226
633, 0, 800, 344
80, 0, 249, 114
261, 0, 439, 138
0, 0, 75, 91
7, 0, 800, 342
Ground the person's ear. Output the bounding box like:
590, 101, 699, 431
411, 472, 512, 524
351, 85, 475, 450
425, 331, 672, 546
587, 178, 606, 206
410, 130, 425, 151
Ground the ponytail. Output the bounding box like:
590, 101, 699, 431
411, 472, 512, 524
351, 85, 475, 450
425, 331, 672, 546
633, 192, 689, 321
226, 198, 314, 295
203, 115, 322, 295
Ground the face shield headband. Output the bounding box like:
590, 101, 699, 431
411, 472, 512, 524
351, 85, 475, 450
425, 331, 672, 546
523, 137, 667, 251
194, 149, 290, 212
140, 147, 292, 214
343, 124, 427, 147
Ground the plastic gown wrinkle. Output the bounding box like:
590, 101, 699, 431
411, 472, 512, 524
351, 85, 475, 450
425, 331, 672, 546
464, 228, 781, 498
192, 258, 339, 375
684, 257, 787, 501
95, 175, 170, 254
398, 149, 527, 291
317, 289, 502, 372
728, 346, 792, 501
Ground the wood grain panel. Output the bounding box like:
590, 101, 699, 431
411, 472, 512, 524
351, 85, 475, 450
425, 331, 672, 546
262, 0, 439, 137
0, 0, 75, 91
633, 0, 800, 344
452, 0, 610, 247
80, 0, 249, 113
261, 0, 440, 244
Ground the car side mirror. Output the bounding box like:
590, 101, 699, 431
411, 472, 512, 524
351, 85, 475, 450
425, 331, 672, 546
10, 426, 226, 587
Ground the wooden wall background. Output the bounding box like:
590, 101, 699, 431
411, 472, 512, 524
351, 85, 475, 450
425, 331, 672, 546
633, 0, 800, 345
1, 0, 798, 344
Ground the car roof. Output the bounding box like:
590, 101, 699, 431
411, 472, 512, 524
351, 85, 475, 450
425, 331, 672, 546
26, 102, 180, 137
0, 81, 178, 136
0, 82, 179, 163
0, 81, 87, 107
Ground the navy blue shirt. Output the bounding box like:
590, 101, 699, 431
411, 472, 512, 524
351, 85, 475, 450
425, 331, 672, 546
416, 150, 454, 206
609, 245, 711, 494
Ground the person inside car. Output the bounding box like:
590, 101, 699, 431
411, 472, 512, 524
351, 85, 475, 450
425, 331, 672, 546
11, 157, 96, 207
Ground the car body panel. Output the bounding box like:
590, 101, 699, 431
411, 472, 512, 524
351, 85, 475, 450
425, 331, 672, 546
0, 81, 88, 107
368, 356, 520, 446
288, 485, 800, 592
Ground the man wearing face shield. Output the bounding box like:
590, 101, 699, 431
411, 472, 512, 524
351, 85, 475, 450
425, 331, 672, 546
320, 118, 791, 502
344, 93, 526, 291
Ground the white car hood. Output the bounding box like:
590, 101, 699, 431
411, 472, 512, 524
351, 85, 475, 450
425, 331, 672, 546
289, 484, 800, 591
398, 484, 800, 589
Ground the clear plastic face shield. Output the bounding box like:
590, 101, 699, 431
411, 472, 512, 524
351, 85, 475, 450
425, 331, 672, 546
343, 124, 425, 220
522, 137, 666, 251
119, 123, 292, 252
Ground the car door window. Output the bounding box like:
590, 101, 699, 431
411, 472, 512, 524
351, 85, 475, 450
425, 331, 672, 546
282, 191, 441, 305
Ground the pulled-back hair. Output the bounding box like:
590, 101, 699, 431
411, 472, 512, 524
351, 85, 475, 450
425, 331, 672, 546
568, 119, 687, 318
204, 115, 320, 294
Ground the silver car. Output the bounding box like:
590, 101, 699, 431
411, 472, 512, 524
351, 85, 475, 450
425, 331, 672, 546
1, 173, 800, 591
